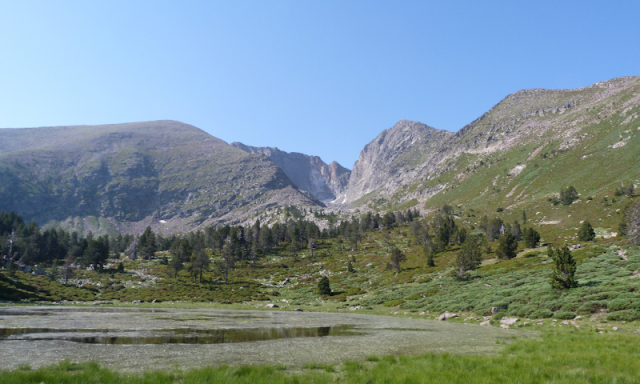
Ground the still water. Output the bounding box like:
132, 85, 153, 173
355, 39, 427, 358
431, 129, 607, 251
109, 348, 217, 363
0, 306, 524, 371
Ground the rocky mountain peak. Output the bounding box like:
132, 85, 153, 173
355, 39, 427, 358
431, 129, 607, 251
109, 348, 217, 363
231, 143, 350, 202
338, 120, 453, 205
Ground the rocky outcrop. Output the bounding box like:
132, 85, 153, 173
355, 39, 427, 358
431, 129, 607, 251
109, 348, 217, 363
231, 143, 350, 201
338, 120, 453, 205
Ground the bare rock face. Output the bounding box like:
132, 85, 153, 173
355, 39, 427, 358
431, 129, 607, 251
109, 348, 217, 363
231, 143, 350, 202
339, 120, 453, 205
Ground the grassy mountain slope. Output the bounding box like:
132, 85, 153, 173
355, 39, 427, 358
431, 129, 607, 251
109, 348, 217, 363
0, 121, 321, 234
347, 77, 640, 233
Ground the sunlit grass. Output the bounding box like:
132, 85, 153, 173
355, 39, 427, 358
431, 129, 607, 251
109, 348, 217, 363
3, 331, 640, 383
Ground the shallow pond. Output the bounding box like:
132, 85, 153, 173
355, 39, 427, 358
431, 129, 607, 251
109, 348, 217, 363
0, 306, 530, 371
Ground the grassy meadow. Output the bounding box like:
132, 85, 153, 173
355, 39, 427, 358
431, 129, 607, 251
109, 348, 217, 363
3, 330, 640, 383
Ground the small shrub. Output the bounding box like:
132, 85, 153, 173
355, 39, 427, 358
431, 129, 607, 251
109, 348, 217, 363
576, 302, 606, 314
384, 299, 405, 307
530, 309, 553, 318
606, 310, 640, 321
553, 311, 576, 320
516, 305, 537, 317
608, 298, 639, 312
492, 310, 507, 320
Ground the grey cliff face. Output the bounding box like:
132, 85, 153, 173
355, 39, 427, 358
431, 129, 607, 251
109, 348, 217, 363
339, 120, 453, 205
231, 143, 351, 202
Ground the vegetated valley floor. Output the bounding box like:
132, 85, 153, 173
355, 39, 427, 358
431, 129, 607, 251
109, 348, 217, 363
2, 195, 640, 382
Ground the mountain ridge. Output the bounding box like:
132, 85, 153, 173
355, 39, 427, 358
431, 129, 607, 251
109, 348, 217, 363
1, 76, 639, 234
0, 120, 322, 235
231, 142, 351, 202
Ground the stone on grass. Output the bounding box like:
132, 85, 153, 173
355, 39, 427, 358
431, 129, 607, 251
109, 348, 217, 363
480, 321, 491, 326
500, 317, 519, 326
438, 312, 458, 321
265, 303, 279, 308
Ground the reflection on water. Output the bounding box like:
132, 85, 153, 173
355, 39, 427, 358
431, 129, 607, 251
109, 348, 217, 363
0, 325, 360, 345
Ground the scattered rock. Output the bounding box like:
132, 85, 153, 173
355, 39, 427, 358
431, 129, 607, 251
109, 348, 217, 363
419, 312, 425, 315
90, 301, 113, 305
630, 271, 640, 279
265, 303, 279, 308
480, 321, 491, 326
612, 327, 619, 331
438, 312, 458, 321
294, 308, 303, 312
500, 317, 519, 326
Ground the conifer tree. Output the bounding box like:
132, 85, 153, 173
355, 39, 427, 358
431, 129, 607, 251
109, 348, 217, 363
523, 227, 541, 248
496, 232, 517, 260
217, 238, 237, 284
455, 236, 483, 280
138, 227, 157, 260
578, 221, 596, 241
169, 253, 183, 278
424, 244, 435, 267
389, 246, 406, 273
549, 246, 577, 289
318, 276, 331, 295
347, 260, 355, 273
560, 186, 578, 205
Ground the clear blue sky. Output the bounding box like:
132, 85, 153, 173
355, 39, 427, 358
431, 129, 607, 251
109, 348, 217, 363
1, 1, 638, 168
